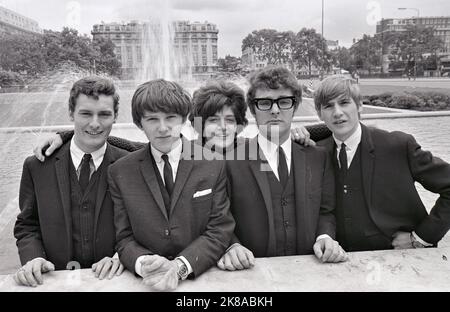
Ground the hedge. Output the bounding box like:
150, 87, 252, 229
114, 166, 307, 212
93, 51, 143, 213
363, 91, 450, 111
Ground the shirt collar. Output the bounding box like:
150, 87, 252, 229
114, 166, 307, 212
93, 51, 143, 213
70, 137, 107, 170
333, 123, 362, 151
257, 133, 292, 162
151, 138, 183, 164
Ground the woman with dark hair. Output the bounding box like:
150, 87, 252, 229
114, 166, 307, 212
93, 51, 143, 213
190, 80, 248, 153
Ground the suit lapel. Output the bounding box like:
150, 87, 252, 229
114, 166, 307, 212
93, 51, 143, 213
292, 143, 309, 250
54, 144, 73, 260
170, 138, 194, 216
170, 159, 193, 216
139, 145, 168, 219
247, 138, 276, 256
360, 124, 375, 211
93, 144, 113, 238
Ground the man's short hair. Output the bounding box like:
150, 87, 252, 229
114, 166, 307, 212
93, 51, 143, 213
190, 80, 248, 131
246, 65, 302, 114
314, 75, 362, 112
131, 79, 192, 128
69, 76, 119, 115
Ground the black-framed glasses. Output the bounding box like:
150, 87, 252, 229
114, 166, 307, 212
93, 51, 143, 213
253, 96, 296, 111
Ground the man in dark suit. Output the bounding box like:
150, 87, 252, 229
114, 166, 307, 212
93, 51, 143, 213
218, 66, 346, 271
107, 79, 234, 291
14, 77, 127, 287
314, 75, 450, 251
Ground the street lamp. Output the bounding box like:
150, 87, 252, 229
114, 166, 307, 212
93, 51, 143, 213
398, 7, 420, 79
398, 7, 420, 17
321, 0, 325, 79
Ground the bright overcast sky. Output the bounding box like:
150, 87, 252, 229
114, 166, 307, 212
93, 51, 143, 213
1, 0, 448, 57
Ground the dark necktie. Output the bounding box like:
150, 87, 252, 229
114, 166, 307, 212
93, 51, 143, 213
277, 147, 288, 188
339, 143, 348, 173
161, 154, 174, 197
79, 153, 92, 194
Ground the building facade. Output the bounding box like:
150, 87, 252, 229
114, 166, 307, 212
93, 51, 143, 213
0, 6, 42, 36
377, 16, 450, 54
91, 20, 218, 80
241, 47, 267, 72
376, 16, 450, 76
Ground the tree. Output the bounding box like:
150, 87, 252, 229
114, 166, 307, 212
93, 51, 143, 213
330, 47, 353, 72
242, 29, 294, 66
92, 37, 122, 76
292, 28, 332, 77
0, 33, 47, 76
384, 25, 444, 75
350, 34, 381, 74
0, 27, 122, 81
42, 28, 96, 72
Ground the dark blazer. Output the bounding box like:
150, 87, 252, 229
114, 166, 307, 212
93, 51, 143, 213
318, 123, 450, 245
14, 142, 128, 270
226, 136, 336, 257
107, 139, 235, 277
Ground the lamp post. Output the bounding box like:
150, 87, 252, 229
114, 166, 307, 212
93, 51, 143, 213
320, 0, 326, 79
398, 7, 420, 79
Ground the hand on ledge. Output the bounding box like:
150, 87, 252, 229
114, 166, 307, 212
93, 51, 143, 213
141, 255, 179, 292
92, 256, 124, 280
313, 237, 348, 263
13, 258, 55, 287
217, 244, 255, 271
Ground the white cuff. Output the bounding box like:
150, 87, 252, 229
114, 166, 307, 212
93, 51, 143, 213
316, 234, 331, 242
113, 252, 119, 259
225, 243, 241, 253
176, 256, 193, 276
134, 255, 149, 277
412, 231, 433, 247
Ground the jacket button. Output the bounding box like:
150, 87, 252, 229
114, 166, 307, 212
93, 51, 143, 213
164, 229, 170, 236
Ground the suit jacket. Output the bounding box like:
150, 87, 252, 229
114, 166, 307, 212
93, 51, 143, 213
14, 142, 128, 270
318, 123, 450, 245
226, 136, 336, 257
107, 139, 235, 277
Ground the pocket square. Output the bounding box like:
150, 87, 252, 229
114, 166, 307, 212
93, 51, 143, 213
193, 189, 212, 198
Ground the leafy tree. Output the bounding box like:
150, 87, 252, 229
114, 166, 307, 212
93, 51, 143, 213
330, 47, 353, 72
292, 28, 332, 76
242, 29, 295, 66
350, 34, 381, 74
92, 37, 122, 76
0, 33, 47, 76
384, 25, 444, 74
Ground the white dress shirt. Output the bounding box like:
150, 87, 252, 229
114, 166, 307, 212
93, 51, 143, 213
70, 137, 107, 177
257, 133, 291, 181
150, 139, 182, 186
333, 123, 362, 169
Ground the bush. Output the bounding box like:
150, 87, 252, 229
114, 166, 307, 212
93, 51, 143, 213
365, 91, 450, 111
0, 70, 24, 87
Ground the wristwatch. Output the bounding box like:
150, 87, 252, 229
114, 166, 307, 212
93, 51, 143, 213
175, 258, 189, 280
410, 232, 425, 248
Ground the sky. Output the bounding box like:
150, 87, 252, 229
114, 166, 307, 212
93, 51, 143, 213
1, 0, 449, 57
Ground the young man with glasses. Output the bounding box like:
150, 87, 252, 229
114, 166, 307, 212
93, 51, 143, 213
217, 66, 346, 271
